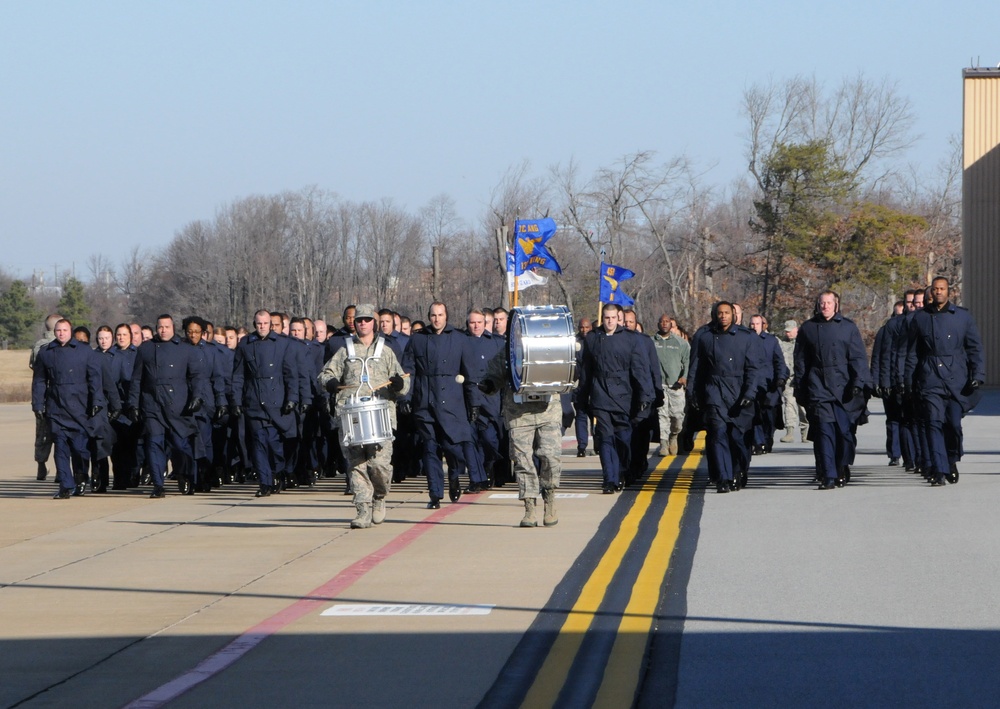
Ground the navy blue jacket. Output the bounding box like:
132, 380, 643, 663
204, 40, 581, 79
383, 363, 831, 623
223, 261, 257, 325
626, 330, 663, 419
127, 335, 206, 439
687, 323, 764, 427
32, 338, 106, 435
755, 331, 789, 407
408, 325, 474, 444
579, 326, 654, 416
904, 301, 985, 411
793, 312, 871, 423
466, 330, 504, 422
231, 331, 299, 437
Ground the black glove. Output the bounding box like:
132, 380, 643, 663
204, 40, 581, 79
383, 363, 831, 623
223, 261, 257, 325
775, 379, 787, 391
231, 405, 243, 419
299, 402, 312, 414
182, 398, 203, 416
971, 379, 982, 390
109, 409, 121, 422
325, 378, 340, 394
281, 401, 296, 416
639, 400, 651, 413
478, 379, 497, 395
88, 405, 103, 418
689, 396, 701, 412
213, 405, 228, 423
469, 406, 480, 423
738, 397, 753, 408
124, 406, 139, 423
654, 389, 665, 408
397, 400, 411, 417
850, 386, 863, 400
35, 410, 45, 421
389, 374, 405, 392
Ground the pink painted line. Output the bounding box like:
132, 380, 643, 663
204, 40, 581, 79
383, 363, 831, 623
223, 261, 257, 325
122, 501, 469, 709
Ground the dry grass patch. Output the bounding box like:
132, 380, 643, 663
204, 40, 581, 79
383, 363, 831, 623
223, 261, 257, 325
0, 350, 33, 403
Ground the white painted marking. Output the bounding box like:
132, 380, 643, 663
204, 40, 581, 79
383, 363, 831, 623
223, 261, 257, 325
322, 603, 494, 617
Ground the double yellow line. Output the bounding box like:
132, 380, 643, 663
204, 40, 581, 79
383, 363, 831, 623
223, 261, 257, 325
521, 441, 701, 708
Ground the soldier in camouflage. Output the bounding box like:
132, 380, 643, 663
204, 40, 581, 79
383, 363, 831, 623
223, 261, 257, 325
318, 304, 409, 529
479, 348, 562, 528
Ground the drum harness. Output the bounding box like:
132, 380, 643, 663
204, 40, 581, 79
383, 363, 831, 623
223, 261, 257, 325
345, 335, 387, 459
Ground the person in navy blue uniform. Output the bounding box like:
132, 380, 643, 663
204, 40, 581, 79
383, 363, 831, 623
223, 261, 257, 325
749, 315, 789, 455
894, 290, 930, 475
182, 316, 228, 493
109, 323, 139, 489
686, 302, 763, 493
231, 309, 300, 498
408, 301, 476, 508
572, 317, 594, 457
623, 308, 663, 485
126, 314, 207, 498
904, 276, 985, 486
578, 303, 655, 494
464, 308, 503, 493
32, 319, 106, 498
871, 301, 906, 466
89, 326, 122, 494
794, 291, 872, 490
378, 308, 418, 483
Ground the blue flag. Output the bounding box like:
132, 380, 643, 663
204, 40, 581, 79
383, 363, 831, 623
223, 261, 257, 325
513, 218, 561, 275
599, 262, 635, 305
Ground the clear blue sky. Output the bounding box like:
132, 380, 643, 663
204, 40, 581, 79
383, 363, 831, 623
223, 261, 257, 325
1, 1, 996, 281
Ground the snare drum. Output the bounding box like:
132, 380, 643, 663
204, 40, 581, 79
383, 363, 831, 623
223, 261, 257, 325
339, 396, 393, 447
508, 305, 576, 395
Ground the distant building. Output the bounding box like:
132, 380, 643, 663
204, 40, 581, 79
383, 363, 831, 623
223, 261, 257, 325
963, 67, 1000, 385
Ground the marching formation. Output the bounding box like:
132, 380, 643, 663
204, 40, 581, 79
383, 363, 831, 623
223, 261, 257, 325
28, 276, 986, 528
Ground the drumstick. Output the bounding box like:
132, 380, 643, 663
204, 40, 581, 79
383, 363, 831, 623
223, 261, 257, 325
337, 373, 410, 391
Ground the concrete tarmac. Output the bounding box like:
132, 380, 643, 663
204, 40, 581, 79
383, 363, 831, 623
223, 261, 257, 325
2, 394, 998, 708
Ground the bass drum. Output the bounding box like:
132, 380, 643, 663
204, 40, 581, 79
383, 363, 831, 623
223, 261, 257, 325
339, 396, 393, 447
507, 305, 577, 395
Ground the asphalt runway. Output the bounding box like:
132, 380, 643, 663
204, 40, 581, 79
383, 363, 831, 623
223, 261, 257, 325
2, 393, 998, 708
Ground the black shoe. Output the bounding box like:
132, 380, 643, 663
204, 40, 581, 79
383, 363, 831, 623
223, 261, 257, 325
835, 477, 846, 488
72, 485, 86, 497
818, 479, 837, 490
464, 483, 482, 494
427, 498, 441, 509
255, 485, 271, 498
37, 463, 48, 481
717, 481, 730, 494
149, 487, 165, 499
931, 474, 947, 486
449, 480, 461, 503
840, 466, 851, 484
615, 482, 624, 492
602, 484, 614, 494
53, 489, 72, 499
889, 457, 900, 466
946, 463, 959, 484
577, 449, 586, 458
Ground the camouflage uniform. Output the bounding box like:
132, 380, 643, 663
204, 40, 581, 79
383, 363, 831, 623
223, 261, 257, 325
652, 331, 690, 455
483, 350, 561, 501
778, 338, 807, 441
318, 335, 409, 506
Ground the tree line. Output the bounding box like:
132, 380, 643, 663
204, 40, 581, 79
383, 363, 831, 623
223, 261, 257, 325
0, 75, 961, 348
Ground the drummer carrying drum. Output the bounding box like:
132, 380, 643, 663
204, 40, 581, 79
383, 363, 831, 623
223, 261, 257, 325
318, 304, 409, 529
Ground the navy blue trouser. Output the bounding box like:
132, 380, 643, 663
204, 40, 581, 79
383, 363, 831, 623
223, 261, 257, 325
51, 422, 89, 491
594, 409, 631, 486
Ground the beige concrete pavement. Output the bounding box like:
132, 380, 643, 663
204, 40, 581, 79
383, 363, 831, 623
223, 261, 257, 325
0, 403, 621, 708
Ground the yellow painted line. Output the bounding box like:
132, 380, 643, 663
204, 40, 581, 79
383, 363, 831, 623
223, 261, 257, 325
592, 452, 698, 707
520, 438, 704, 709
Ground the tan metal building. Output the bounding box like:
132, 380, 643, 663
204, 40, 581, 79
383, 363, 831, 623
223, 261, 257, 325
963, 67, 1000, 385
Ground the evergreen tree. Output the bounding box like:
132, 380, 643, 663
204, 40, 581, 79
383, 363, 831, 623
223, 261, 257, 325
0, 280, 41, 347
57, 276, 91, 329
